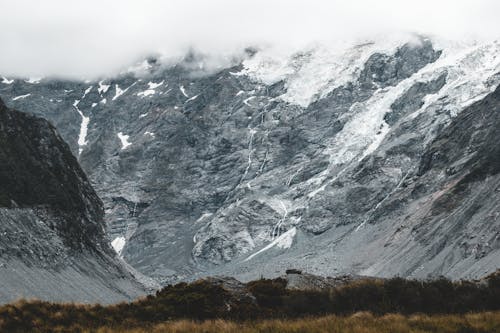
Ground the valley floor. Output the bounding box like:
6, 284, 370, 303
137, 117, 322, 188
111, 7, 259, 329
85, 312, 500, 333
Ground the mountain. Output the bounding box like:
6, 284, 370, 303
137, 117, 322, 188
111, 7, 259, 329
0, 98, 146, 303
1, 35, 499, 285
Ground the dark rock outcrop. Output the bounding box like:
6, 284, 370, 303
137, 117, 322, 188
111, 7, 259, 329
0, 99, 146, 303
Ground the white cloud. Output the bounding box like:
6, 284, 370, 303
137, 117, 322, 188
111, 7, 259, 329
0, 0, 498, 79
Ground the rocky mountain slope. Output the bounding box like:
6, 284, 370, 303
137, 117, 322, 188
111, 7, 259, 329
0, 98, 146, 303
1, 35, 499, 284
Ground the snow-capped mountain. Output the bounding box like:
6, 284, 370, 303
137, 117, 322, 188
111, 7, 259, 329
1, 35, 499, 285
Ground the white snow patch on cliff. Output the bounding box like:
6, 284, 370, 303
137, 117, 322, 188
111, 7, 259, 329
244, 227, 296, 262
186, 94, 198, 102
113, 85, 125, 100
179, 85, 189, 97
148, 81, 164, 89
83, 86, 92, 98
137, 81, 164, 97
111, 236, 126, 255
117, 132, 132, 150
25, 77, 42, 84
98, 81, 110, 95
73, 100, 90, 153
73, 100, 90, 155
12, 94, 31, 100
137, 89, 155, 97
1, 76, 13, 84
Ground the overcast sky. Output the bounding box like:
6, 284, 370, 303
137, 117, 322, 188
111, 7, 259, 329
1, 0, 499, 79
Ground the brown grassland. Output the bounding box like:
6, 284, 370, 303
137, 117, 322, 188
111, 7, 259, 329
1, 272, 499, 332
90, 311, 500, 333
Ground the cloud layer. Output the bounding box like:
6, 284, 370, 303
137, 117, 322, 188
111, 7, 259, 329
1, 0, 499, 78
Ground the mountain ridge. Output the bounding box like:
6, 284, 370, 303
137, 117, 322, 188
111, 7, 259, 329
1, 35, 499, 286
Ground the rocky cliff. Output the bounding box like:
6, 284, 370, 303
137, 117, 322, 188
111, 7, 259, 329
1, 35, 499, 284
0, 98, 146, 303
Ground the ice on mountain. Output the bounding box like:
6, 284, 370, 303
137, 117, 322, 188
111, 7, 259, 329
73, 100, 90, 155
113, 83, 136, 101
12, 94, 31, 101
137, 81, 164, 98
240, 38, 409, 107
180, 85, 189, 97
243, 96, 255, 106
117, 132, 132, 150
111, 236, 126, 254
137, 90, 155, 97
113, 85, 125, 100
83, 86, 93, 98
244, 227, 296, 262
98, 81, 110, 95
25, 77, 41, 84
148, 81, 164, 89
1, 76, 13, 84
186, 94, 198, 102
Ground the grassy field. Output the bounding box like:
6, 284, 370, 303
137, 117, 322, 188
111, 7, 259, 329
90, 312, 500, 333
1, 273, 499, 332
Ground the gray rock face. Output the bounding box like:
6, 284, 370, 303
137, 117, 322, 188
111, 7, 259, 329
1, 36, 499, 285
0, 99, 145, 303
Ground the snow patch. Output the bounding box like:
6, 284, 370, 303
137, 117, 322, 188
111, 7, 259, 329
98, 81, 110, 95
137, 89, 155, 97
113, 83, 136, 101
83, 86, 92, 98
111, 236, 126, 254
148, 81, 164, 89
12, 94, 31, 101
244, 227, 296, 262
186, 94, 199, 102
117, 132, 132, 150
137, 81, 164, 98
1, 76, 13, 84
25, 77, 41, 84
144, 131, 155, 138
179, 85, 189, 97
113, 85, 125, 100
73, 100, 90, 155
243, 96, 255, 106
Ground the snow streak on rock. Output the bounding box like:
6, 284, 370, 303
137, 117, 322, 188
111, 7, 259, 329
73, 100, 90, 155
117, 132, 132, 150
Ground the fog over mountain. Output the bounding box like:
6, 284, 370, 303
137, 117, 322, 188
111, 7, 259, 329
1, 0, 499, 78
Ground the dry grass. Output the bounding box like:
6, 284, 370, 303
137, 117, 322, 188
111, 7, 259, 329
90, 312, 500, 333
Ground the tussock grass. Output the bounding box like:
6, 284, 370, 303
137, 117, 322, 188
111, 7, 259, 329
89, 312, 500, 333
1, 272, 499, 332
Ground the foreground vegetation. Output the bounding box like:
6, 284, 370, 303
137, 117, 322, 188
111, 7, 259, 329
1, 272, 499, 332
91, 312, 500, 333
